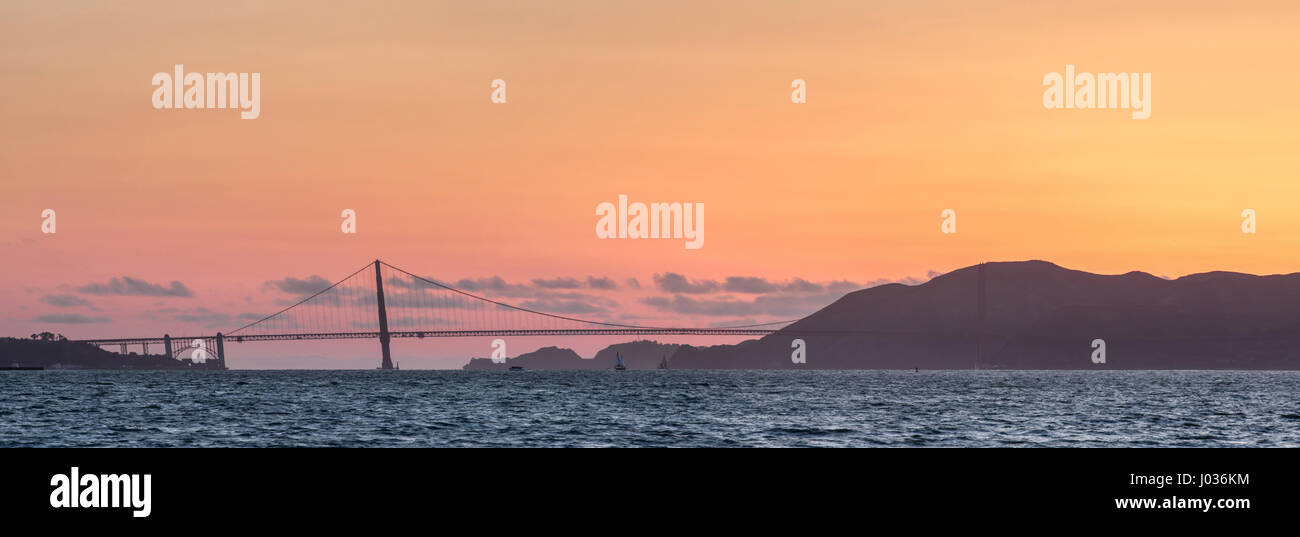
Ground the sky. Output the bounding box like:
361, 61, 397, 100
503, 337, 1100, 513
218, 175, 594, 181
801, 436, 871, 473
3, 1, 1299, 368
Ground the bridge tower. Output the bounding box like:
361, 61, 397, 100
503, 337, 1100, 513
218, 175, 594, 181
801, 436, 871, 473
216, 333, 226, 370
374, 260, 394, 369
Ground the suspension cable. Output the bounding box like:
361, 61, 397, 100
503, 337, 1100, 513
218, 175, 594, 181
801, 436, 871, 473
228, 260, 376, 335
380, 261, 799, 331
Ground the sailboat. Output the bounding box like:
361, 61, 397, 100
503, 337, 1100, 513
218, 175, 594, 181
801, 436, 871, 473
657, 355, 669, 369
614, 352, 627, 371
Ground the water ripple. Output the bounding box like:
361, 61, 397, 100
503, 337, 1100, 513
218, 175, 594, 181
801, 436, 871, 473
0, 370, 1297, 447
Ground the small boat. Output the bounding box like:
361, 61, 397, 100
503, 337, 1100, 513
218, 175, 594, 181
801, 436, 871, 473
614, 352, 627, 371
509, 366, 525, 371
657, 355, 669, 369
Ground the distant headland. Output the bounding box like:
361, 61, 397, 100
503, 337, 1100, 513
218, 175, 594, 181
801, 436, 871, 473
0, 333, 223, 370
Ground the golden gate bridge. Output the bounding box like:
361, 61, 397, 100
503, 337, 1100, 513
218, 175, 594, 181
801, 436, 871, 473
74, 260, 801, 369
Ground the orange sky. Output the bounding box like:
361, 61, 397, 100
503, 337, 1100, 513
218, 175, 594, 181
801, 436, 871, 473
3, 1, 1300, 367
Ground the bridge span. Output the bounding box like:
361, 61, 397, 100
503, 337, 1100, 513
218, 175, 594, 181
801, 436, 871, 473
75, 260, 798, 369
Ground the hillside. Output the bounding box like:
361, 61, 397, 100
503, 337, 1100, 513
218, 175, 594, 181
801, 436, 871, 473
668, 261, 1300, 369
463, 340, 680, 370
0, 337, 221, 370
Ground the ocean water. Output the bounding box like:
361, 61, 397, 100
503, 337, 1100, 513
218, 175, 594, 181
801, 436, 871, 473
1, 370, 1297, 447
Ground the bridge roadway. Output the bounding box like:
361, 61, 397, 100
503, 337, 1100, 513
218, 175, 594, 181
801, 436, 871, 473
73, 327, 798, 347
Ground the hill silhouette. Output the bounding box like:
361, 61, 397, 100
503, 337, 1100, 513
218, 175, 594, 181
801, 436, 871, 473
669, 260, 1300, 369
463, 340, 680, 370
460, 261, 1300, 370
0, 337, 222, 370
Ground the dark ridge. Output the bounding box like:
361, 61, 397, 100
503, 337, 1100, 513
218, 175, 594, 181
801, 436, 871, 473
461, 260, 1300, 370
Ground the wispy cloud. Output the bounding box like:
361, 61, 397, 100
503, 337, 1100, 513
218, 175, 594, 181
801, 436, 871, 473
40, 294, 94, 308
263, 275, 332, 296
640, 270, 942, 318
145, 307, 231, 327
450, 275, 622, 296
652, 273, 719, 294
721, 276, 831, 294
450, 276, 532, 297
532, 277, 582, 289
520, 293, 619, 314
639, 294, 838, 317
33, 313, 110, 324
585, 276, 619, 290
76, 277, 192, 297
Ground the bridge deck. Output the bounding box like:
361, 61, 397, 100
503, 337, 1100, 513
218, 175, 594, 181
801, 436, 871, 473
74, 328, 792, 346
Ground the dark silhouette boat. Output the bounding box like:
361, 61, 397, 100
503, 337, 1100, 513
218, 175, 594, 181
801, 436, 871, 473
614, 352, 627, 371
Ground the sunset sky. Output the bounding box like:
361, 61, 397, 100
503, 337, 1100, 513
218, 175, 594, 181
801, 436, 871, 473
3, 1, 1299, 368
